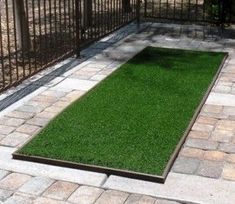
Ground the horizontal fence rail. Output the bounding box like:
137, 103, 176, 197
0, 0, 138, 92
144, 0, 232, 23
0, 0, 232, 93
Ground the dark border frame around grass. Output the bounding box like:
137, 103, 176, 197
12, 51, 228, 184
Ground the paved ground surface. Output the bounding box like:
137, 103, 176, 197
0, 22, 235, 204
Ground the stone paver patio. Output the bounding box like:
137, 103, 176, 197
0, 22, 235, 204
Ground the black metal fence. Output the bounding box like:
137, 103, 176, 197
144, 0, 232, 23
0, 0, 138, 92
0, 0, 232, 93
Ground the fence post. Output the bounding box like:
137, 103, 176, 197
75, 0, 80, 58
83, 0, 92, 28
144, 0, 147, 18
137, 0, 141, 29
14, 0, 31, 53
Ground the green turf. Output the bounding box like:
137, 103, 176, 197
19, 47, 225, 175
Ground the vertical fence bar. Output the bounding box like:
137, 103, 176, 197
195, 0, 198, 21
75, 0, 80, 57
25, 0, 32, 75
137, 0, 140, 28
12, 0, 19, 81
32, 0, 37, 71
38, 0, 43, 67
188, 0, 191, 20
54, 0, 58, 58
0, 5, 5, 88
5, 0, 12, 84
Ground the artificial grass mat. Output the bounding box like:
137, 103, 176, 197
18, 47, 225, 176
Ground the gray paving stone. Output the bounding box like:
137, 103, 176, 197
3, 195, 33, 204
0, 117, 25, 127
91, 74, 107, 81
26, 117, 50, 127
219, 143, 235, 153
206, 93, 235, 107
52, 78, 98, 91
5, 111, 34, 120
172, 157, 200, 174
125, 194, 156, 204
0, 132, 29, 147
0, 170, 9, 180
94, 190, 129, 204
185, 139, 218, 150
197, 161, 223, 179
0, 125, 15, 135
41, 90, 67, 98
18, 177, 54, 196
26, 101, 52, 110
16, 105, 45, 114
68, 186, 104, 204
0, 189, 13, 202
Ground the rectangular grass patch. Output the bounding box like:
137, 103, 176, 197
14, 47, 227, 182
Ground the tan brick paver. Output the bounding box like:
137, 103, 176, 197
16, 124, 41, 135
94, 190, 129, 204
188, 130, 210, 140
36, 111, 58, 119
197, 116, 218, 125
0, 132, 29, 147
0, 117, 25, 127
68, 186, 104, 204
222, 163, 235, 181
226, 154, 235, 163
180, 147, 205, 159
43, 181, 78, 200
210, 129, 233, 143
0, 173, 31, 191
203, 151, 227, 161
125, 194, 156, 204
26, 117, 50, 127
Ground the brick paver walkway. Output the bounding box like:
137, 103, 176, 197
0, 170, 181, 204
0, 23, 235, 204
